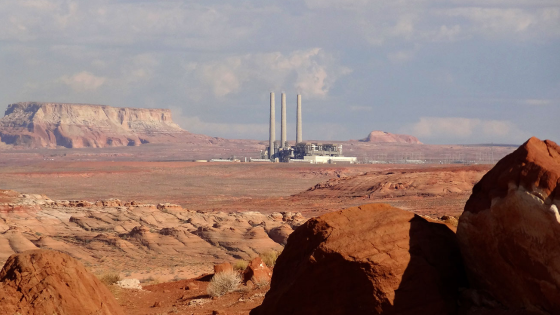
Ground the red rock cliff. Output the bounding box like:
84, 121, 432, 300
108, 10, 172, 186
0, 102, 188, 148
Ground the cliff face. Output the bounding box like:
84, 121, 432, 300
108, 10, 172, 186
361, 130, 422, 144
0, 102, 188, 148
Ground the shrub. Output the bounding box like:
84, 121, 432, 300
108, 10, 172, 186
260, 250, 282, 268
233, 259, 249, 271
252, 276, 270, 288
207, 270, 242, 297
98, 273, 121, 286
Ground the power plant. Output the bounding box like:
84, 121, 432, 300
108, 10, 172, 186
261, 92, 356, 164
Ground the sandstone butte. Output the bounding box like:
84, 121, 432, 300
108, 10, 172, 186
0, 102, 205, 148
0, 249, 124, 315
359, 130, 422, 144
458, 137, 560, 314
252, 203, 466, 315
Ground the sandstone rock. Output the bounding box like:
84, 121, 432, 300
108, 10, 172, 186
214, 262, 234, 274
0, 102, 189, 148
360, 130, 422, 144
267, 225, 293, 245
116, 278, 142, 290
457, 137, 560, 314
243, 257, 272, 284
252, 203, 466, 315
0, 249, 124, 315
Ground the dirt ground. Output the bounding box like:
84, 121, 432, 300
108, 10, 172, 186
0, 144, 510, 315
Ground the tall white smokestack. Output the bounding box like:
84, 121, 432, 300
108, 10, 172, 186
296, 94, 302, 143
281, 93, 287, 148
269, 92, 275, 159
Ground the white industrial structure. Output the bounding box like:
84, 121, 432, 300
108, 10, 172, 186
263, 92, 356, 164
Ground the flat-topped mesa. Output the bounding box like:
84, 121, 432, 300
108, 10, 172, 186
360, 130, 422, 144
0, 102, 187, 148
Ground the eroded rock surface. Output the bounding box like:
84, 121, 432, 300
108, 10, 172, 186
0, 249, 124, 315
458, 137, 560, 314
252, 203, 466, 315
0, 190, 305, 280
0, 102, 205, 148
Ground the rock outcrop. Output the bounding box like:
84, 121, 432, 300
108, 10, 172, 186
0, 191, 306, 281
252, 203, 466, 315
457, 137, 560, 314
0, 249, 124, 315
0, 102, 191, 148
360, 130, 422, 144
243, 257, 272, 284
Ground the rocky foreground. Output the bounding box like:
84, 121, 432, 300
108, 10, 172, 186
0, 136, 558, 314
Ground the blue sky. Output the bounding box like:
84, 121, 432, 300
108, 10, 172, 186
0, 0, 558, 144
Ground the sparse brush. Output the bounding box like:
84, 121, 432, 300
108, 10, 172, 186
98, 273, 121, 286
260, 250, 282, 268
140, 276, 160, 284
233, 259, 249, 271
207, 270, 242, 297
252, 277, 270, 289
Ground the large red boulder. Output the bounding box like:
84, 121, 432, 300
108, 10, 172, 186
251, 203, 466, 315
458, 137, 560, 313
0, 249, 124, 315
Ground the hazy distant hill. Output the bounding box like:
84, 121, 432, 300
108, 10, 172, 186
0, 102, 205, 148
360, 130, 422, 144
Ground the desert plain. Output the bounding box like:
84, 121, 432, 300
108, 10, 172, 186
0, 141, 516, 314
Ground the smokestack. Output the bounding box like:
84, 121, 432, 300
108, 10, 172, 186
296, 94, 302, 143
269, 92, 275, 159
281, 93, 287, 148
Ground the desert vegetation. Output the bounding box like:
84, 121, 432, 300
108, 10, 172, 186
207, 270, 242, 297
259, 250, 282, 268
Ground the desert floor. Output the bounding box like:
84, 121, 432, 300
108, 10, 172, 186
0, 149, 499, 314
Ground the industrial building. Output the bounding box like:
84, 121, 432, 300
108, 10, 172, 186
261, 92, 357, 164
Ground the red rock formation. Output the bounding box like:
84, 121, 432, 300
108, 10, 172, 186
360, 130, 422, 144
0, 249, 124, 315
252, 203, 466, 315
214, 262, 234, 274
458, 137, 560, 313
0, 102, 199, 148
243, 257, 272, 284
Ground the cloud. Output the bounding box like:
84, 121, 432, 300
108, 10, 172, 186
186, 48, 351, 99
402, 117, 529, 143
60, 71, 106, 91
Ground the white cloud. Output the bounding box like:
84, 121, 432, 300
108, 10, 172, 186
186, 48, 351, 99
59, 71, 106, 91
402, 117, 529, 143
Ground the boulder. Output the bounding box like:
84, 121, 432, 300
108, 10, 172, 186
457, 137, 560, 314
0, 249, 124, 315
214, 262, 233, 274
252, 203, 466, 315
243, 257, 272, 284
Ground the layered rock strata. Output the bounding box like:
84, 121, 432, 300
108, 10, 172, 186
252, 203, 466, 315
457, 137, 560, 314
0, 102, 189, 148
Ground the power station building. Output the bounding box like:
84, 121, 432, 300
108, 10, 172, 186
261, 92, 357, 164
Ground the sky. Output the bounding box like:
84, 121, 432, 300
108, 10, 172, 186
0, 0, 559, 144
